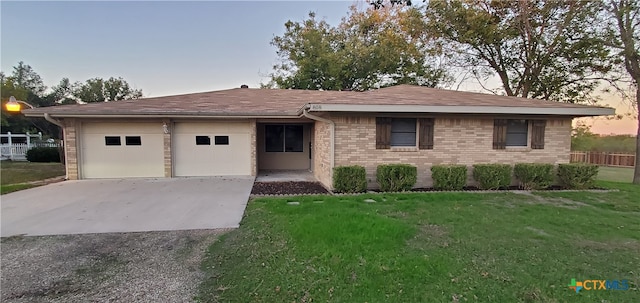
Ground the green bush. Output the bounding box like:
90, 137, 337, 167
431, 165, 467, 190
557, 163, 599, 189
26, 147, 61, 163
376, 164, 417, 192
333, 165, 367, 193
472, 164, 512, 190
513, 163, 554, 190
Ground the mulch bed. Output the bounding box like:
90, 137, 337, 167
251, 182, 606, 196
251, 181, 330, 195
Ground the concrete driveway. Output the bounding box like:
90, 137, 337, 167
1, 176, 255, 237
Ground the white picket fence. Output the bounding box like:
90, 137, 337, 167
0, 132, 62, 161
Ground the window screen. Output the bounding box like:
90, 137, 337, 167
196, 136, 211, 145
105, 136, 121, 146
265, 125, 284, 152
125, 136, 142, 146
215, 136, 229, 145
265, 124, 304, 152
390, 118, 417, 147
284, 125, 303, 152
506, 120, 528, 147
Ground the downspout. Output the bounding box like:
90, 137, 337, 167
302, 106, 335, 187
44, 113, 68, 180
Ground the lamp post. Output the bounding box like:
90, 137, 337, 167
5, 96, 35, 112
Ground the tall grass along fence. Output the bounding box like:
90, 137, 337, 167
0, 132, 62, 161
570, 151, 635, 168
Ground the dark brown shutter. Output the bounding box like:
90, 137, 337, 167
531, 120, 546, 149
418, 118, 434, 150
493, 119, 507, 149
376, 117, 391, 149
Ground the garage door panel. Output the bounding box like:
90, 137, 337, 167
174, 122, 250, 134
81, 123, 164, 178
174, 122, 251, 176
83, 123, 162, 134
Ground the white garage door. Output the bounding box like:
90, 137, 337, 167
81, 123, 165, 178
174, 122, 251, 176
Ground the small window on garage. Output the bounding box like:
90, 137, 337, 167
125, 136, 142, 146
214, 136, 229, 145
196, 136, 211, 145
105, 136, 121, 146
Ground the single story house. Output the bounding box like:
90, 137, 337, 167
24, 85, 614, 189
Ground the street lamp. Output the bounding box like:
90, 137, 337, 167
5, 96, 35, 112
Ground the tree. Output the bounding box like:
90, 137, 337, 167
9, 61, 47, 96
1, 62, 143, 138
605, 0, 640, 183
420, 1, 610, 104
571, 122, 599, 151
73, 77, 142, 103
269, 6, 449, 91
47, 78, 79, 105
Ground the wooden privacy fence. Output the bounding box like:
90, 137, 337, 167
570, 151, 636, 168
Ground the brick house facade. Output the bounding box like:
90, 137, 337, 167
24, 85, 612, 189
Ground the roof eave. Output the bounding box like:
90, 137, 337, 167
23, 112, 301, 119
306, 104, 615, 117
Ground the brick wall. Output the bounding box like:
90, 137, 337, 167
313, 121, 333, 188
250, 119, 257, 176
163, 119, 172, 177
332, 114, 572, 188
62, 118, 79, 180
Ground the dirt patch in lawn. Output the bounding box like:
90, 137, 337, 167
251, 181, 330, 195
1, 230, 226, 303
406, 223, 451, 250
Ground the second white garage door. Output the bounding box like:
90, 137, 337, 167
173, 122, 251, 176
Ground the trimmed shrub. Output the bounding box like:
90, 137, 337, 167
513, 163, 554, 190
431, 165, 467, 190
472, 164, 512, 190
26, 147, 61, 163
376, 164, 417, 192
557, 163, 599, 189
333, 165, 367, 193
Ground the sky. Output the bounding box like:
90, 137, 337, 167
1, 0, 637, 135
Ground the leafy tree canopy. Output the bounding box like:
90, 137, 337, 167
424, 0, 611, 104
268, 5, 450, 91
1, 62, 143, 137
73, 77, 142, 103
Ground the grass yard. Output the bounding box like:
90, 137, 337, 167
1, 161, 65, 194
198, 181, 639, 303
597, 166, 635, 183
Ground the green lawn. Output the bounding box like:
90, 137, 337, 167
1, 161, 65, 194
597, 166, 634, 183
198, 181, 639, 303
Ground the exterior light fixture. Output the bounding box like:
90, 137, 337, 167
5, 96, 35, 112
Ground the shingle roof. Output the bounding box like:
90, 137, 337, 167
23, 84, 612, 117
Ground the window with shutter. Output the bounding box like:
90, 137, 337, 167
377, 117, 434, 149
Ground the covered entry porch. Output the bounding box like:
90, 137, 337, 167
256, 120, 314, 173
